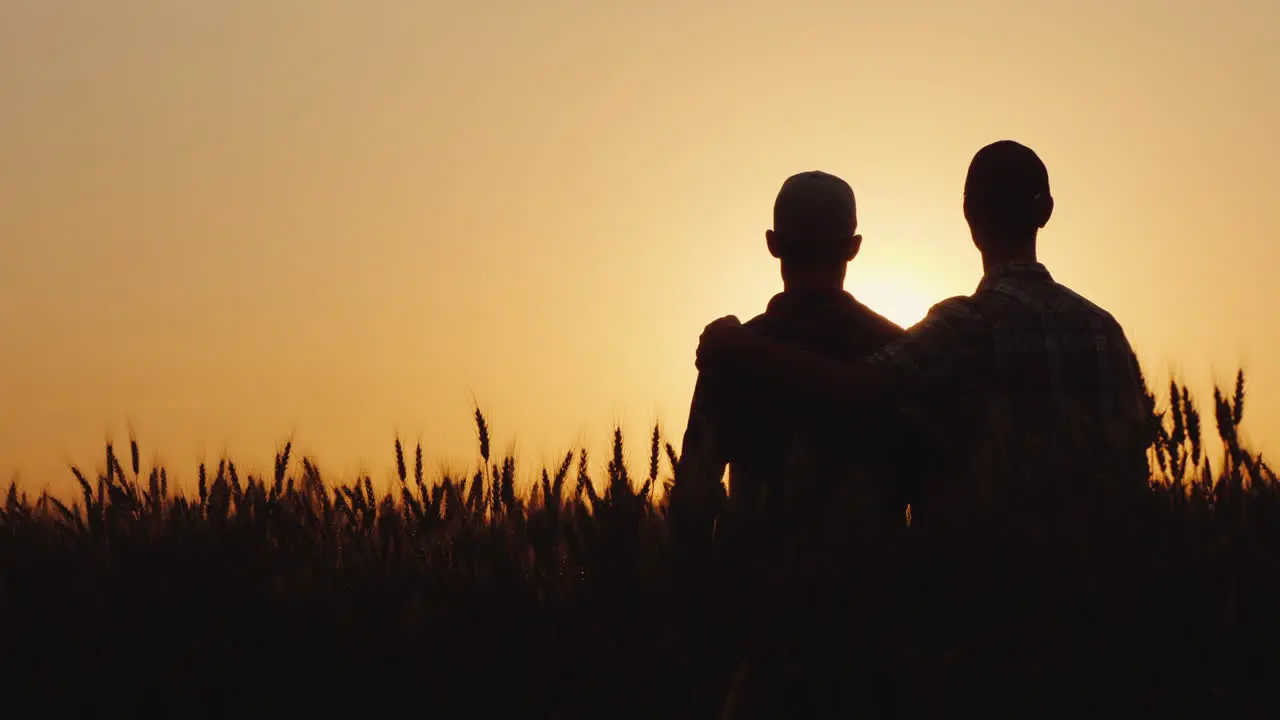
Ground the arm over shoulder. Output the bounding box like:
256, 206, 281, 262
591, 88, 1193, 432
670, 372, 728, 550
863, 295, 986, 397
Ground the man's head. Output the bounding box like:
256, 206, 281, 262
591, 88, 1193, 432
963, 141, 1054, 256
766, 171, 862, 290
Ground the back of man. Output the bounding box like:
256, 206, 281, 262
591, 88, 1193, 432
863, 142, 1154, 501
729, 290, 902, 512
872, 264, 1148, 462
676, 171, 904, 544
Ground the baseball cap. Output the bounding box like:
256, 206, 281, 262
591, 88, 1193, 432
964, 140, 1051, 207
772, 171, 858, 255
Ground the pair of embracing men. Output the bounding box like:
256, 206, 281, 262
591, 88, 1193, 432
672, 140, 1154, 549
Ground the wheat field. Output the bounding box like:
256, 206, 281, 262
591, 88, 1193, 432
1, 372, 1277, 718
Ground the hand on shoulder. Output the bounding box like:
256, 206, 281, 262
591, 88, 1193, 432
695, 315, 745, 372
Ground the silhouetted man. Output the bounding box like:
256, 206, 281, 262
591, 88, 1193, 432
671, 171, 904, 552
695, 142, 1153, 506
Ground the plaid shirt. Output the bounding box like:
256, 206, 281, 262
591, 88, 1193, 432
864, 261, 1151, 459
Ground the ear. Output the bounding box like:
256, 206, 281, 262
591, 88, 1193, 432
1036, 195, 1055, 228
847, 234, 862, 261
766, 229, 782, 259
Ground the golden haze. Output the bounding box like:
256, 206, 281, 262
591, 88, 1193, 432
2, 1, 1277, 496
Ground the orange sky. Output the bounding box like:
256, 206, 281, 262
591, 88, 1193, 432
2, 0, 1278, 498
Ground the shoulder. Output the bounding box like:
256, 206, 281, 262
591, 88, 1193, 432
741, 311, 778, 339
849, 298, 907, 337
1051, 283, 1133, 334
871, 312, 907, 342
864, 294, 987, 373
913, 294, 984, 329
742, 311, 772, 329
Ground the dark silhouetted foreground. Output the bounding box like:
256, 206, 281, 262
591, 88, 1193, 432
2, 374, 1278, 719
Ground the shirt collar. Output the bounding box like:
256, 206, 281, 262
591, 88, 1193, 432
765, 288, 857, 315
976, 261, 1054, 293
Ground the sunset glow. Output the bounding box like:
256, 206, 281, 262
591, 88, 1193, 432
2, 0, 1277, 497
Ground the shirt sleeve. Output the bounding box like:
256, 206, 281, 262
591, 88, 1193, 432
672, 372, 728, 526
1118, 335, 1158, 448
862, 295, 985, 398
853, 296, 988, 468
670, 368, 732, 556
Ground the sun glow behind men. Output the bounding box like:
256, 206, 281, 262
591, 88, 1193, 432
849, 277, 935, 330
0, 1, 1277, 496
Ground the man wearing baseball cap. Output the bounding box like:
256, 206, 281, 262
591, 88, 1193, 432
694, 142, 1154, 510
671, 170, 904, 552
